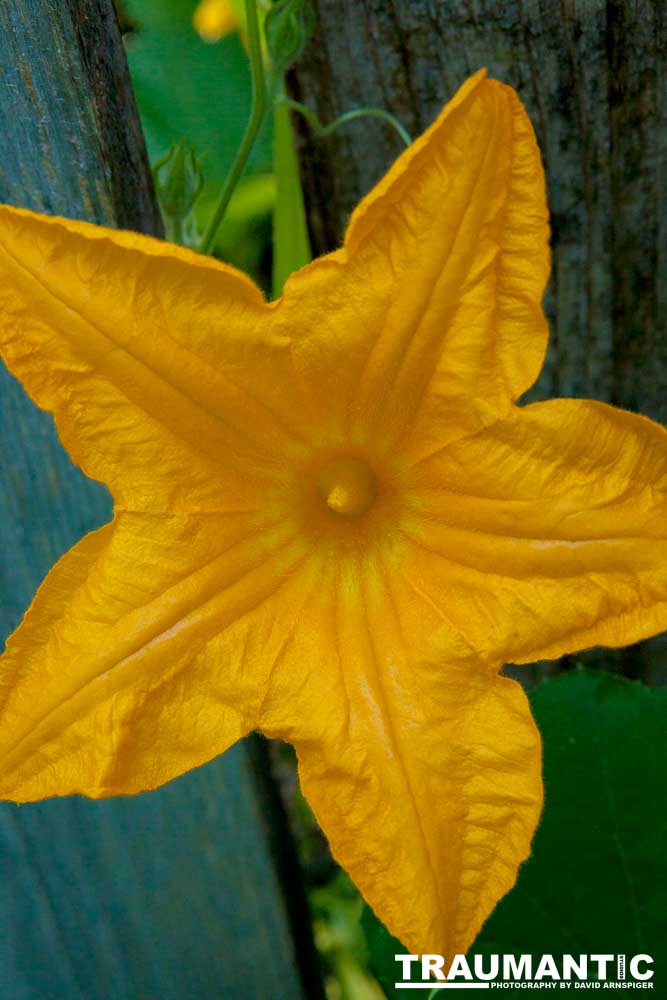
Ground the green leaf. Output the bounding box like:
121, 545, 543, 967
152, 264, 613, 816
272, 101, 311, 297
124, 0, 272, 194
361, 669, 667, 994
361, 903, 404, 999
475, 669, 666, 962
123, 0, 274, 277
311, 872, 386, 1000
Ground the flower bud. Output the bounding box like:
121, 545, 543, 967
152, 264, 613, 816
153, 139, 204, 221
264, 0, 315, 70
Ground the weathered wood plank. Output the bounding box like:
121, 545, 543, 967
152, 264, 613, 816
0, 2, 318, 996
0, 0, 161, 230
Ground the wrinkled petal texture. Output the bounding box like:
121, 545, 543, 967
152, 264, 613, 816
276, 70, 550, 457
405, 398, 667, 666
0, 508, 316, 800
0, 70, 665, 958
0, 205, 311, 512
298, 670, 541, 956
253, 554, 542, 955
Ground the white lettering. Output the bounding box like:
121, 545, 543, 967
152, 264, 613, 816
630, 955, 654, 981
535, 954, 561, 980
503, 954, 532, 980
395, 954, 419, 980
421, 954, 446, 981
474, 954, 499, 980
590, 955, 614, 980
447, 955, 473, 981
563, 955, 588, 981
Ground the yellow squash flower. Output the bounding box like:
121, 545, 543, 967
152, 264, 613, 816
193, 0, 240, 43
0, 71, 665, 955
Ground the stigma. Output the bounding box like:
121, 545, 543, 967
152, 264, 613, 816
317, 457, 378, 518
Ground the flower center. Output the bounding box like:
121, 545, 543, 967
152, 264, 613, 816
317, 457, 378, 518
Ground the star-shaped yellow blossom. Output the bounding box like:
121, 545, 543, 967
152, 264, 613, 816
0, 71, 666, 956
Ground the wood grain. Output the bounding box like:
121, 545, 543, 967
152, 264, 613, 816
0, 3, 319, 996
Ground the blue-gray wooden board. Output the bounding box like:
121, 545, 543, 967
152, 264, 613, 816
0, 2, 315, 996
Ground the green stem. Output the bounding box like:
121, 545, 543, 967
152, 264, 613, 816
169, 216, 185, 246
197, 0, 268, 256
279, 96, 412, 148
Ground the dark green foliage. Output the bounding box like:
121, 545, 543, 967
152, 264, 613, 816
123, 0, 272, 195
475, 670, 666, 970
123, 0, 274, 275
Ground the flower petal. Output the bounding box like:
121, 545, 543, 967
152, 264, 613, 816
405, 399, 667, 665
255, 552, 542, 955
277, 72, 549, 453
0, 205, 310, 512
0, 509, 310, 802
